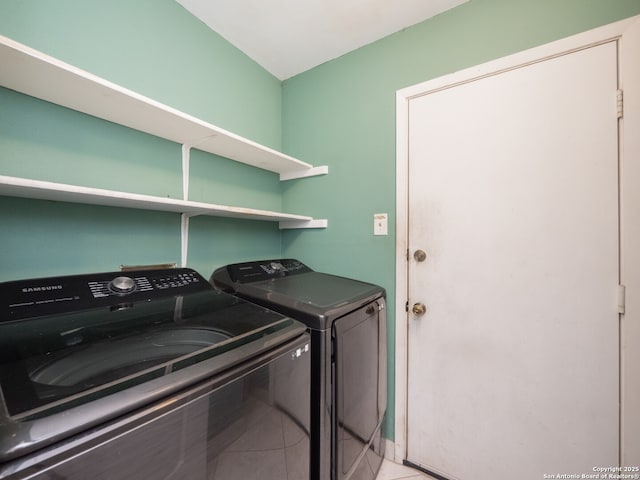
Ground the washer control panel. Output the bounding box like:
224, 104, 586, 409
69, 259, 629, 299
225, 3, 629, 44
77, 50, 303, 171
2, 268, 210, 322
89, 271, 203, 299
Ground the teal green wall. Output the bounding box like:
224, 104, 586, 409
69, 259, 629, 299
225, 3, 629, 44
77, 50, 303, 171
281, 0, 640, 440
0, 0, 282, 147
0, 0, 284, 280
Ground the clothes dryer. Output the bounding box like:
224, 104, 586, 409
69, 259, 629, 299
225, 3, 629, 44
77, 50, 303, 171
211, 259, 387, 480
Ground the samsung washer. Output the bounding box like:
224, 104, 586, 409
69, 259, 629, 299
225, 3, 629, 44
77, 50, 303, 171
0, 267, 310, 480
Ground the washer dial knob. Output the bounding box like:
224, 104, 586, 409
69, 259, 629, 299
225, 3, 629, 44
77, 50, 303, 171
109, 276, 136, 294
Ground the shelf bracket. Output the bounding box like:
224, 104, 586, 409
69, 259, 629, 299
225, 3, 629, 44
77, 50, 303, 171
181, 144, 191, 201
279, 219, 328, 229
182, 135, 218, 201
180, 213, 190, 268
280, 165, 329, 181
180, 212, 202, 267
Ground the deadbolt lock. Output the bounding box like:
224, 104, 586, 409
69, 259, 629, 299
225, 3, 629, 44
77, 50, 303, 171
413, 250, 427, 262
412, 303, 427, 316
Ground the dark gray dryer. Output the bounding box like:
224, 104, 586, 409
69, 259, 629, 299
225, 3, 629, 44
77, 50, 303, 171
211, 259, 387, 480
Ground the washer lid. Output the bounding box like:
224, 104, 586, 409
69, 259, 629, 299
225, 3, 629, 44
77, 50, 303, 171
0, 271, 305, 462
0, 290, 290, 419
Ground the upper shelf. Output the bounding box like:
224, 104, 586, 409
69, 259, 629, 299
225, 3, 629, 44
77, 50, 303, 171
0, 35, 327, 181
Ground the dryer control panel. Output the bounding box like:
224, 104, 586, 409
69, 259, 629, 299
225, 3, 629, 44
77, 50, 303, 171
214, 259, 312, 286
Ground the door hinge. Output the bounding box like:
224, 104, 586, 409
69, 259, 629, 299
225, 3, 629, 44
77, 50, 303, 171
617, 89, 623, 119
617, 284, 626, 314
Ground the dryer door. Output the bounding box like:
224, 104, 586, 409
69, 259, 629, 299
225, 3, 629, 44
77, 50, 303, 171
332, 298, 386, 480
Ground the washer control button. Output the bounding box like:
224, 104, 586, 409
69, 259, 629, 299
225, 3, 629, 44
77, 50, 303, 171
109, 276, 137, 294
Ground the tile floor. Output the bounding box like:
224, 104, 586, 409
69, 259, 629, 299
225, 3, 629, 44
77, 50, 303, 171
377, 459, 437, 480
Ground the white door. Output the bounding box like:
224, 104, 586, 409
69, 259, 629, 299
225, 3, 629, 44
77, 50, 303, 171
407, 42, 619, 480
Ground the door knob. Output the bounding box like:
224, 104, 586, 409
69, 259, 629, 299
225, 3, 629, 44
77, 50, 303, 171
413, 250, 427, 262
412, 303, 427, 316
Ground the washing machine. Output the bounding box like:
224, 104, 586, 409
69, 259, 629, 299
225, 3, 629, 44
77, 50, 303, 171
0, 267, 310, 480
211, 259, 387, 480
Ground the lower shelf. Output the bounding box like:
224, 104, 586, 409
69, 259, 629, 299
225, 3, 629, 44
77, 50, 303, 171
0, 175, 327, 227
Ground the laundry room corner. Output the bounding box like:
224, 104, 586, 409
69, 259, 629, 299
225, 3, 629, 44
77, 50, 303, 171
0, 0, 287, 281
3, 0, 640, 478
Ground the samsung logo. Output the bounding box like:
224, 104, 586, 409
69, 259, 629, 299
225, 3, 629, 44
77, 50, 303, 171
22, 285, 63, 293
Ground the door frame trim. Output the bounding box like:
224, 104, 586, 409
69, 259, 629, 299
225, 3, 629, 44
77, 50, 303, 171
394, 14, 640, 466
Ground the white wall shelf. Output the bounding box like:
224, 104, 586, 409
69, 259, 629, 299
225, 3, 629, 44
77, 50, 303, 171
0, 35, 328, 182
0, 175, 328, 267
0, 35, 328, 266
0, 175, 320, 224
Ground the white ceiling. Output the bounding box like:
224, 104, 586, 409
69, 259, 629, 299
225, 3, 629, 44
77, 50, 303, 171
176, 0, 469, 80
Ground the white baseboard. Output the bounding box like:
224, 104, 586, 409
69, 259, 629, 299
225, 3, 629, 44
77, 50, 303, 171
384, 438, 398, 462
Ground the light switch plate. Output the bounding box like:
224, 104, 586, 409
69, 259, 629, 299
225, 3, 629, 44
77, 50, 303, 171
374, 213, 388, 236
